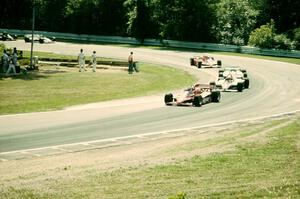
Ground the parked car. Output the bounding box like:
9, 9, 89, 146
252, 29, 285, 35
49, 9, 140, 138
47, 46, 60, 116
216, 67, 250, 92
190, 55, 222, 68
164, 82, 221, 107
24, 34, 56, 43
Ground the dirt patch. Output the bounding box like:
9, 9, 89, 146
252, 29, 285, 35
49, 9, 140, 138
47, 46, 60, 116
38, 63, 127, 73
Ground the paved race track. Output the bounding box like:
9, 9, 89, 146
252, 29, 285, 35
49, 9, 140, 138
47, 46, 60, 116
0, 40, 300, 153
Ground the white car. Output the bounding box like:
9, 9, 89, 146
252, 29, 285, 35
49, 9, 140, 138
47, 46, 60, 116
24, 34, 56, 43
190, 55, 221, 68
215, 67, 250, 92
0, 32, 17, 41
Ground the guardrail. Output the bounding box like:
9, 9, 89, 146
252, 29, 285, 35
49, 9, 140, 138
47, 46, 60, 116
1, 28, 300, 58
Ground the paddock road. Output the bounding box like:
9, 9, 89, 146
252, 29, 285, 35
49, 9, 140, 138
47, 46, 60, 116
0, 40, 300, 154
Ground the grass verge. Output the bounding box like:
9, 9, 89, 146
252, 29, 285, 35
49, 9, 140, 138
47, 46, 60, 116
0, 117, 299, 198
0, 63, 196, 115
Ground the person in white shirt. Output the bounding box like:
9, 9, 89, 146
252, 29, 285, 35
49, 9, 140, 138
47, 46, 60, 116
91, 51, 97, 72
78, 49, 86, 72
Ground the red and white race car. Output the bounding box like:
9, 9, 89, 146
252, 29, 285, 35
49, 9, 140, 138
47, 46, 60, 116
190, 55, 222, 68
164, 83, 221, 107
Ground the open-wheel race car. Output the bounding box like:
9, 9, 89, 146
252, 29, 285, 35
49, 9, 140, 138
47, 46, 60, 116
0, 32, 17, 41
24, 34, 56, 43
190, 55, 222, 68
216, 67, 250, 92
164, 82, 221, 107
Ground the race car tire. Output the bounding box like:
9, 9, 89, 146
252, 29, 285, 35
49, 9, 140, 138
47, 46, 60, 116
237, 83, 244, 92
209, 81, 216, 89
197, 61, 202, 68
164, 93, 173, 105
217, 60, 222, 66
211, 91, 221, 102
39, 38, 45, 44
241, 69, 248, 78
193, 96, 203, 107
24, 37, 30, 42
219, 73, 223, 78
190, 58, 195, 66
244, 79, 250, 89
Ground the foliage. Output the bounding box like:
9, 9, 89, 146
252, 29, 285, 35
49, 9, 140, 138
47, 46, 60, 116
292, 28, 300, 50
213, 0, 259, 45
248, 20, 276, 48
0, 43, 4, 54
248, 20, 297, 50
274, 34, 294, 50
0, 0, 299, 50
264, 0, 300, 33
124, 0, 157, 41
152, 0, 216, 42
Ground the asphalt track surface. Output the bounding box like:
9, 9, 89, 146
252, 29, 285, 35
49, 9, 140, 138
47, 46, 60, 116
0, 40, 300, 153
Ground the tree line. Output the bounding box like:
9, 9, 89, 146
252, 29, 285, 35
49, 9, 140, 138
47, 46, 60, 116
1, 0, 299, 49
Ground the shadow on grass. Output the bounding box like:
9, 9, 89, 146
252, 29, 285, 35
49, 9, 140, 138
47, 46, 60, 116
0, 70, 68, 81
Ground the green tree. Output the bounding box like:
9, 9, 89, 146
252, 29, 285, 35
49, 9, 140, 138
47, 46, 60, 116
264, 0, 300, 33
125, 0, 157, 41
213, 0, 259, 45
274, 34, 294, 50
292, 28, 300, 50
63, 0, 126, 35
153, 0, 216, 42
248, 20, 275, 48
0, 0, 32, 29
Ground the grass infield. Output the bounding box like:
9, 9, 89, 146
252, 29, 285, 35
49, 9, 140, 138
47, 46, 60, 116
0, 62, 196, 115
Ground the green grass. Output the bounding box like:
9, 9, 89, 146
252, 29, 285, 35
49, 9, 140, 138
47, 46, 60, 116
0, 63, 196, 115
1, 118, 299, 198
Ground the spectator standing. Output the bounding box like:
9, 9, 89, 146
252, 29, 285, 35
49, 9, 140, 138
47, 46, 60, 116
6, 55, 16, 75
1, 49, 9, 73
91, 51, 97, 72
128, 51, 134, 74
12, 47, 20, 73
78, 49, 86, 72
